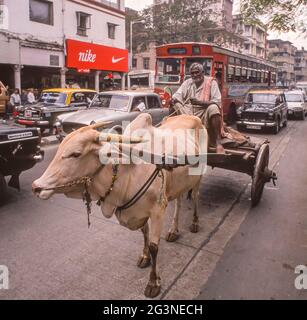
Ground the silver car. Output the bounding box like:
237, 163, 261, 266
55, 91, 169, 139
285, 90, 307, 120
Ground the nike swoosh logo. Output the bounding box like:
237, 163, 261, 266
112, 56, 125, 64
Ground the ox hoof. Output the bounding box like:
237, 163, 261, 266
166, 232, 179, 243
144, 283, 161, 298
137, 255, 151, 269
190, 223, 199, 233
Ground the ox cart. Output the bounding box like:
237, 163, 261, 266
205, 138, 277, 207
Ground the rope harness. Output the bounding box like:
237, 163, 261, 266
44, 163, 166, 228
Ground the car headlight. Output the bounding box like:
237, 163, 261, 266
268, 112, 274, 119
236, 108, 243, 118
54, 120, 62, 127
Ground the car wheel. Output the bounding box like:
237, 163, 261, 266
283, 119, 288, 127
0, 173, 7, 203
227, 105, 237, 125
301, 111, 305, 120
273, 119, 280, 134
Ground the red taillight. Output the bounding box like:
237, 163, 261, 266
13, 111, 19, 118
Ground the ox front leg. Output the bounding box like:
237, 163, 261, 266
137, 222, 151, 269
145, 211, 164, 298
166, 197, 181, 242
189, 184, 200, 233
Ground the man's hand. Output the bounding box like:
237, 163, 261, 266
189, 98, 203, 105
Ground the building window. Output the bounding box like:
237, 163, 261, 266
50, 55, 59, 66
29, 0, 53, 25
76, 12, 91, 36
207, 35, 214, 43
108, 22, 118, 39
132, 58, 137, 68
143, 58, 150, 70
101, 0, 120, 10
244, 25, 251, 35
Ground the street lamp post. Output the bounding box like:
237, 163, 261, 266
130, 20, 145, 69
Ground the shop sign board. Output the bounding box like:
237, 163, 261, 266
66, 39, 128, 73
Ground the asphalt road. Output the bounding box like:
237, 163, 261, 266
197, 119, 307, 300
0, 121, 305, 300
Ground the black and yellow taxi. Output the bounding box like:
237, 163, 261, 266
16, 88, 97, 133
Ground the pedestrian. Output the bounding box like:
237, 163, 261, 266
8, 88, 21, 119
27, 88, 36, 104
21, 89, 28, 105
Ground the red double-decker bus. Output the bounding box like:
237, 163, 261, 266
154, 42, 276, 122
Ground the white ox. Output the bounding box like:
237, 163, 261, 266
32, 114, 207, 298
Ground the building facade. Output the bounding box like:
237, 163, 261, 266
0, 0, 127, 92
294, 47, 307, 82
268, 39, 297, 86
232, 14, 268, 59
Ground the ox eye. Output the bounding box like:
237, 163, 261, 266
67, 152, 82, 159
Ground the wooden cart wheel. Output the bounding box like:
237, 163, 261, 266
251, 143, 270, 207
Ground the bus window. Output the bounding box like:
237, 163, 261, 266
241, 68, 247, 82
229, 57, 235, 64
156, 58, 181, 83
251, 70, 257, 82
185, 58, 212, 76
227, 65, 235, 82
214, 62, 223, 90
235, 67, 242, 82
256, 71, 261, 83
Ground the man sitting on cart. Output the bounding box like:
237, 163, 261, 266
172, 62, 225, 154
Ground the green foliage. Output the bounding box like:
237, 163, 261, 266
241, 0, 307, 32
128, 0, 217, 51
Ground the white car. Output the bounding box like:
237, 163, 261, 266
285, 90, 307, 120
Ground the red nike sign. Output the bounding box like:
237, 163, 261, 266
66, 39, 128, 72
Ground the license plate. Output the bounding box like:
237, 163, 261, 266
25, 110, 32, 117
44, 112, 51, 117
246, 125, 261, 130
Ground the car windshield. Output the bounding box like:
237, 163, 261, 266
38, 92, 67, 104
246, 93, 278, 105
90, 94, 129, 111
285, 94, 302, 102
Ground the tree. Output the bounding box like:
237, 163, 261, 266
241, 0, 307, 33
140, 0, 217, 46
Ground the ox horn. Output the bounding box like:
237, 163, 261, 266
90, 121, 114, 130
98, 132, 146, 144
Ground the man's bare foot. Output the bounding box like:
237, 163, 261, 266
216, 144, 225, 154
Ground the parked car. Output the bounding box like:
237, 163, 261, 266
236, 90, 288, 134
55, 91, 169, 140
296, 81, 307, 95
285, 90, 307, 120
15, 88, 97, 133
0, 123, 44, 201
